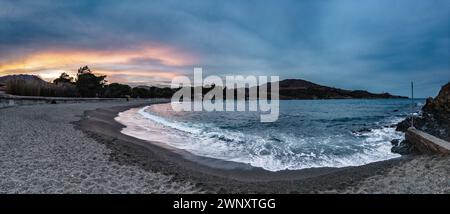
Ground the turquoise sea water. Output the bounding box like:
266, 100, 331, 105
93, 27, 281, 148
116, 99, 423, 171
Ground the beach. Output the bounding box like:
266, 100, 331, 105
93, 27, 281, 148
0, 100, 201, 193
0, 101, 449, 193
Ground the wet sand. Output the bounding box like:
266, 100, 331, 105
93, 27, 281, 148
1, 100, 448, 193
77, 102, 450, 193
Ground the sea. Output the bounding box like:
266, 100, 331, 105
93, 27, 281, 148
115, 99, 424, 171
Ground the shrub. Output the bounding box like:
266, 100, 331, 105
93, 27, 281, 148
5, 78, 78, 97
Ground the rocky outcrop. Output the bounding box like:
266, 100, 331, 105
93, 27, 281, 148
394, 82, 450, 154
422, 82, 450, 120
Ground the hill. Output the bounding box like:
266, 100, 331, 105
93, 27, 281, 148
0, 75, 46, 84
267, 79, 407, 99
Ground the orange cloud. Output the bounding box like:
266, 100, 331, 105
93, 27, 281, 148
103, 70, 179, 86
0, 44, 196, 82
97, 69, 180, 79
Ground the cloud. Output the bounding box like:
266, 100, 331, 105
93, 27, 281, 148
0, 44, 196, 83
0, 0, 449, 97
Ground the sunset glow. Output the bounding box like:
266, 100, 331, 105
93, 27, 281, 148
0, 44, 196, 84
0, 0, 449, 96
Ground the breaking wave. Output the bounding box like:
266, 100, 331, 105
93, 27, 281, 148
114, 99, 418, 171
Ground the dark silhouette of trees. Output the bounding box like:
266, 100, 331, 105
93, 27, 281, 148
77, 66, 92, 75
7, 65, 179, 98
131, 86, 177, 98
103, 83, 131, 98
75, 66, 106, 97
131, 87, 150, 98
53, 72, 73, 85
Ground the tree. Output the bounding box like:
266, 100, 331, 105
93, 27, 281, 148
75, 66, 106, 97
78, 66, 92, 74
53, 72, 73, 85
131, 87, 150, 98
103, 83, 131, 98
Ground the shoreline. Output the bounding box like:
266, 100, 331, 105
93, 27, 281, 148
77, 102, 414, 193
1, 100, 448, 193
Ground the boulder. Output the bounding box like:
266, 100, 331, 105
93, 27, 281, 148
391, 140, 416, 155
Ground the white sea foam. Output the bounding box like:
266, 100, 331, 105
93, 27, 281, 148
116, 105, 403, 172
137, 106, 203, 134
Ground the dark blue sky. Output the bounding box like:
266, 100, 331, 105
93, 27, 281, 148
0, 0, 449, 97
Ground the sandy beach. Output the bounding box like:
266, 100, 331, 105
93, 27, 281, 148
0, 101, 449, 194
0, 100, 201, 193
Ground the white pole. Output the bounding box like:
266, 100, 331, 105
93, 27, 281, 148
411, 81, 414, 127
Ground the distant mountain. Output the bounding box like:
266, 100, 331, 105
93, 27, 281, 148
0, 74, 48, 93
133, 85, 152, 90
0, 75, 46, 84
266, 79, 407, 99
277, 79, 320, 89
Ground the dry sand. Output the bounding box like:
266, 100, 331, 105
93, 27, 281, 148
0, 100, 201, 193
335, 155, 450, 194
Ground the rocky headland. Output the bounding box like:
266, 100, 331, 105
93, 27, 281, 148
393, 82, 450, 154
271, 79, 408, 100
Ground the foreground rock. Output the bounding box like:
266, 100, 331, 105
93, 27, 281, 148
391, 139, 416, 155
394, 82, 450, 154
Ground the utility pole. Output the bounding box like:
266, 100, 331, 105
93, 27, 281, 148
411, 81, 414, 128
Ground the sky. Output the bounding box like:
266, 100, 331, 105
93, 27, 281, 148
0, 0, 449, 97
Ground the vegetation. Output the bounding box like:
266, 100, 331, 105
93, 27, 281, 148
53, 72, 74, 85
5, 78, 77, 97
3, 65, 177, 99
75, 66, 107, 97
131, 86, 177, 98
103, 83, 131, 98
130, 87, 150, 98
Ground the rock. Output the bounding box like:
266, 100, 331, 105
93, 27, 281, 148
259, 150, 270, 156
391, 139, 400, 146
391, 140, 416, 155
356, 127, 371, 133
396, 117, 425, 132
393, 82, 450, 155
395, 82, 450, 146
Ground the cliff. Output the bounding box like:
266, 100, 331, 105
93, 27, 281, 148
393, 82, 450, 154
